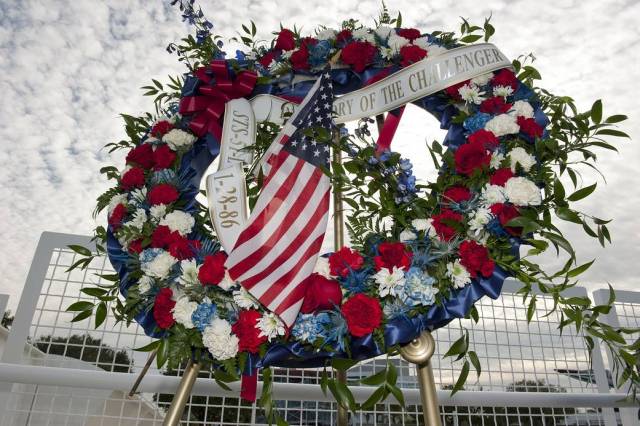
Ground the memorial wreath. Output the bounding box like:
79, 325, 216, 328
67, 2, 638, 422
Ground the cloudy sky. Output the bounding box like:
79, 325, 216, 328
1, 0, 638, 312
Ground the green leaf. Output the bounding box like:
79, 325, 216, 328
527, 296, 537, 322
468, 350, 481, 377
70, 309, 93, 323
595, 129, 630, 138
66, 301, 95, 312
451, 361, 470, 395
81, 287, 108, 298
360, 368, 387, 386
387, 383, 405, 407
156, 339, 169, 369
133, 340, 161, 352
590, 100, 602, 124
95, 302, 107, 328
332, 358, 358, 371
567, 259, 595, 277
68, 244, 92, 257
605, 114, 627, 124
444, 332, 468, 359
567, 183, 597, 202
360, 386, 386, 410
555, 207, 582, 224
459, 34, 482, 43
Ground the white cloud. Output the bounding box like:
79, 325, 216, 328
1, 0, 639, 312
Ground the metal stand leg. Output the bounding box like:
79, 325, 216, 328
163, 360, 202, 426
127, 348, 157, 397
399, 332, 442, 426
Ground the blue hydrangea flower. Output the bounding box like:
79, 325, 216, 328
464, 113, 492, 133
139, 248, 163, 264
383, 299, 410, 319
308, 40, 332, 68
400, 267, 437, 307
399, 158, 413, 172
291, 312, 331, 343
191, 302, 217, 332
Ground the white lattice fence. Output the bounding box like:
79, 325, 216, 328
0, 232, 637, 426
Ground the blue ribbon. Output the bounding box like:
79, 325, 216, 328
106, 65, 527, 367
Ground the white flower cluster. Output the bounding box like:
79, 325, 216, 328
257, 312, 286, 341
160, 210, 195, 236
233, 286, 260, 309
140, 250, 178, 279
485, 114, 520, 136
178, 259, 200, 287
163, 129, 196, 151
446, 260, 471, 288
202, 318, 239, 360
172, 297, 198, 329
374, 267, 406, 297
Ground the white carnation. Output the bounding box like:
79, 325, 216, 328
129, 187, 147, 207
150, 204, 167, 222
137, 275, 154, 294
485, 114, 520, 136
413, 36, 429, 50
412, 218, 435, 235
172, 297, 198, 329
107, 194, 128, 215
141, 251, 177, 279
490, 152, 505, 169
508, 147, 536, 172
317, 28, 337, 40
458, 84, 485, 105
257, 312, 286, 341
178, 259, 200, 287
233, 287, 260, 309
493, 85, 514, 98
352, 28, 371, 40
124, 208, 147, 231
313, 257, 331, 278
202, 319, 239, 360
387, 33, 410, 54
399, 228, 417, 242
447, 260, 471, 289
471, 72, 493, 87
218, 270, 235, 292
375, 25, 394, 40
160, 210, 195, 236
163, 129, 196, 150
481, 184, 506, 206
374, 266, 406, 297
509, 100, 534, 119
504, 177, 542, 206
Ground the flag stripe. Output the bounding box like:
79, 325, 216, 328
227, 165, 325, 280
237, 185, 329, 289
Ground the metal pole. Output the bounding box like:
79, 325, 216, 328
332, 129, 349, 426
128, 348, 157, 397
163, 360, 202, 426
399, 331, 442, 426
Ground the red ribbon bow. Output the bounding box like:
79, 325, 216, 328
179, 60, 257, 140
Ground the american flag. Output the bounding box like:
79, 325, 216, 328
225, 72, 334, 326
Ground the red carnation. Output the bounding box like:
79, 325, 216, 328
480, 97, 512, 115
168, 234, 197, 260
454, 141, 491, 176
468, 129, 500, 150
431, 209, 463, 241
126, 143, 154, 170
128, 239, 144, 254
151, 225, 172, 248
459, 240, 495, 278
490, 168, 514, 186
517, 116, 543, 139
150, 120, 173, 138
443, 186, 472, 203
120, 167, 145, 191
341, 293, 382, 337
148, 184, 179, 205
490, 203, 522, 236
492, 69, 518, 90
290, 45, 310, 70
399, 44, 427, 67
444, 80, 470, 101
198, 252, 227, 286
152, 144, 176, 170
153, 287, 176, 329
397, 28, 421, 41
275, 29, 296, 51
258, 50, 278, 68
232, 309, 267, 353
329, 247, 364, 277
374, 242, 412, 271
108, 203, 127, 229
300, 273, 343, 314
341, 41, 377, 72
336, 29, 352, 45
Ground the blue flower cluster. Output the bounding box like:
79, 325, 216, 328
291, 312, 331, 342
191, 302, 217, 331
399, 267, 437, 307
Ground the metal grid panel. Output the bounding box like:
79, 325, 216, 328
0, 233, 620, 425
